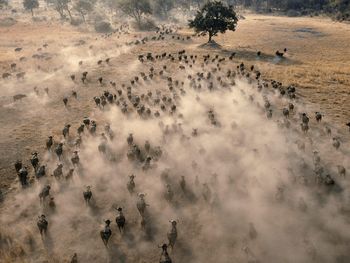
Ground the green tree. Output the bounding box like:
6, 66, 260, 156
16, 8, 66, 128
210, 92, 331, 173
74, 0, 95, 22
105, 0, 119, 14
23, 0, 39, 16
118, 0, 152, 25
189, 1, 239, 42
330, 0, 350, 11
49, 0, 73, 20
191, 0, 206, 8
0, 0, 8, 9
177, 0, 205, 9
152, 0, 174, 19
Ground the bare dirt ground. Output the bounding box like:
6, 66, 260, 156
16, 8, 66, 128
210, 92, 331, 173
0, 10, 350, 263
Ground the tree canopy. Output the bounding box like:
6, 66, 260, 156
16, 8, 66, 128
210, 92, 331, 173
118, 0, 152, 25
189, 1, 239, 42
23, 0, 39, 16
49, 0, 72, 20
0, 0, 8, 9
152, 0, 174, 19
74, 0, 95, 22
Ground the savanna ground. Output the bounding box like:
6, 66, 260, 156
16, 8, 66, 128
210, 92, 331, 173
1, 13, 349, 191
1, 11, 350, 191
1, 8, 350, 263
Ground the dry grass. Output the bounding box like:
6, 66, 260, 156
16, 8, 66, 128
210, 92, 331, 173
209, 15, 350, 123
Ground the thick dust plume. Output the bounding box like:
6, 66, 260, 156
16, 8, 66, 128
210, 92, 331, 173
1, 51, 350, 263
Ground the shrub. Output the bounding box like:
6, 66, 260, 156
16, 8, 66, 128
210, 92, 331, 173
94, 21, 112, 33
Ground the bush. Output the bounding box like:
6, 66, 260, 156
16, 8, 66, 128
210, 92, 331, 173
300, 9, 313, 16
32, 16, 47, 22
118, 0, 152, 25
286, 10, 301, 17
0, 17, 17, 27
70, 18, 83, 26
133, 18, 157, 31
94, 21, 113, 33
0, 0, 8, 9
335, 11, 350, 21
93, 14, 104, 23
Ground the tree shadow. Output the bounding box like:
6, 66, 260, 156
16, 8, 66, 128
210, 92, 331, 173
227, 49, 302, 66
223, 49, 302, 65
197, 42, 302, 66
198, 40, 223, 49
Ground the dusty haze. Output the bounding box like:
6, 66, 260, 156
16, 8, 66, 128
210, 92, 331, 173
0, 5, 350, 263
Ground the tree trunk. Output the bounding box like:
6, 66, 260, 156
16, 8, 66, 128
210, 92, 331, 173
56, 6, 65, 19
163, 8, 168, 19
135, 15, 141, 26
66, 8, 73, 21
208, 32, 212, 42
31, 8, 34, 16
80, 12, 86, 23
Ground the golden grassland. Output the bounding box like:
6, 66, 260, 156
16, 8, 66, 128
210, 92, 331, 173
213, 15, 350, 123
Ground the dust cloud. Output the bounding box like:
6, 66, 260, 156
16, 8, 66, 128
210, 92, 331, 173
1, 43, 350, 263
